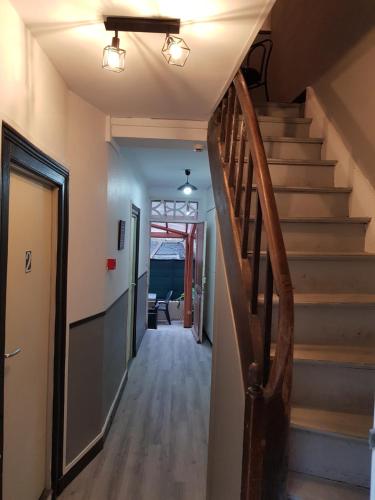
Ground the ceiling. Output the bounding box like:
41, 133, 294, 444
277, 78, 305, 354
11, 0, 273, 120
119, 140, 211, 190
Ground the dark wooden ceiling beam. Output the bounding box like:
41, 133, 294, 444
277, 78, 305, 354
104, 16, 180, 34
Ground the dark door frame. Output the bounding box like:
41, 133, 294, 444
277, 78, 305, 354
0, 123, 69, 499
131, 204, 140, 357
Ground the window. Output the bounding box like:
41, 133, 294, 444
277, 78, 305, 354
151, 200, 199, 221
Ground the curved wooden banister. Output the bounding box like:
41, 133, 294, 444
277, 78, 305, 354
233, 73, 294, 399
207, 69, 294, 499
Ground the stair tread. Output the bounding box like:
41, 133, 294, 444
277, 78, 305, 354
250, 251, 375, 260
290, 343, 375, 367
255, 102, 302, 108
267, 158, 336, 166
250, 185, 351, 194
262, 292, 375, 305
288, 471, 369, 500
291, 406, 371, 439
263, 135, 323, 143
257, 115, 312, 124
249, 216, 370, 224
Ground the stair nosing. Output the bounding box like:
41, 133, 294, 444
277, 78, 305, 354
263, 136, 323, 144
257, 115, 312, 124
288, 471, 370, 499
255, 102, 302, 108
248, 251, 375, 260
249, 185, 351, 194
267, 158, 337, 166
291, 407, 371, 440
235, 157, 337, 166
249, 216, 370, 224
261, 293, 375, 306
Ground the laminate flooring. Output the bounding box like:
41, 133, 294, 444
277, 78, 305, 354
60, 323, 212, 500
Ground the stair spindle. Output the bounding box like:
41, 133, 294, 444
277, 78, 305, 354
224, 86, 235, 163
263, 250, 273, 385
251, 195, 262, 314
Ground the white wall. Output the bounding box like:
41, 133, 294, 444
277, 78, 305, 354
106, 144, 150, 309
66, 92, 108, 323
206, 231, 245, 500
203, 187, 216, 342
0, 0, 151, 476
0, 0, 68, 165
305, 27, 375, 251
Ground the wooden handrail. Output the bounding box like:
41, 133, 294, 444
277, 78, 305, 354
233, 72, 294, 399
207, 69, 294, 499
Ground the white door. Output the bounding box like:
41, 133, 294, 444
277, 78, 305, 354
3, 170, 55, 499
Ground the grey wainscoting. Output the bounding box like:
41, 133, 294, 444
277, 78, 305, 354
66, 274, 148, 468
102, 290, 128, 418
136, 272, 148, 352
66, 313, 105, 464
66, 291, 129, 465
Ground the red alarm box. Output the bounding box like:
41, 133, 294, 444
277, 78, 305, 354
107, 258, 117, 271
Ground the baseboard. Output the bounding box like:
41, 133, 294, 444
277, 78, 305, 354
56, 370, 128, 495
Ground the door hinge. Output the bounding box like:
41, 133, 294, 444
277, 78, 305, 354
369, 428, 375, 450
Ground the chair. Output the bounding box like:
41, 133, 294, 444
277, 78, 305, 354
242, 38, 273, 101
156, 290, 173, 325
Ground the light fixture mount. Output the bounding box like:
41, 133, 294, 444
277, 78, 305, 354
104, 16, 180, 34
102, 16, 190, 70
178, 169, 197, 195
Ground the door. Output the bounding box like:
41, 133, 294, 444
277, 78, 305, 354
126, 205, 140, 365
192, 222, 207, 343
3, 170, 56, 499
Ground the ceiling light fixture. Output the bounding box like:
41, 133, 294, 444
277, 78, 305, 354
162, 35, 190, 67
102, 30, 126, 72
178, 169, 197, 196
103, 16, 190, 70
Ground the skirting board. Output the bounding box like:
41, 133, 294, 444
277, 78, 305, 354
56, 369, 128, 495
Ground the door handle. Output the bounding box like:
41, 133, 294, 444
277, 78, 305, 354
4, 348, 21, 359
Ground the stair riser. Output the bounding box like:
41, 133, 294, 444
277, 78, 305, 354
292, 363, 375, 414
248, 222, 367, 252
290, 429, 371, 488
263, 140, 323, 161
270, 303, 375, 347
256, 104, 303, 118
248, 192, 349, 218
268, 163, 334, 187
259, 121, 311, 138
258, 258, 375, 293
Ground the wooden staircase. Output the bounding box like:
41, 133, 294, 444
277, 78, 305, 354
207, 73, 373, 499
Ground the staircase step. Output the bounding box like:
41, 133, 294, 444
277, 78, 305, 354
266, 293, 375, 347
255, 102, 304, 118
291, 344, 375, 414
254, 251, 375, 293
235, 158, 336, 187
267, 158, 336, 187
248, 186, 350, 218
288, 472, 369, 500
258, 115, 312, 138
290, 407, 371, 488
288, 471, 369, 499
263, 136, 323, 161
248, 217, 369, 252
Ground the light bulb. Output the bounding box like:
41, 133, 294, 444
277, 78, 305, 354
183, 185, 192, 195
107, 50, 120, 69
169, 42, 182, 61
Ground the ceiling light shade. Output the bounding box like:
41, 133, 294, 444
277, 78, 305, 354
103, 32, 126, 72
178, 169, 197, 195
162, 35, 190, 67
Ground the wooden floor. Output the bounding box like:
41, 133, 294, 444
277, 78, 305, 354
60, 323, 212, 500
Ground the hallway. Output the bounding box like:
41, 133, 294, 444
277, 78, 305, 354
61, 323, 212, 500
